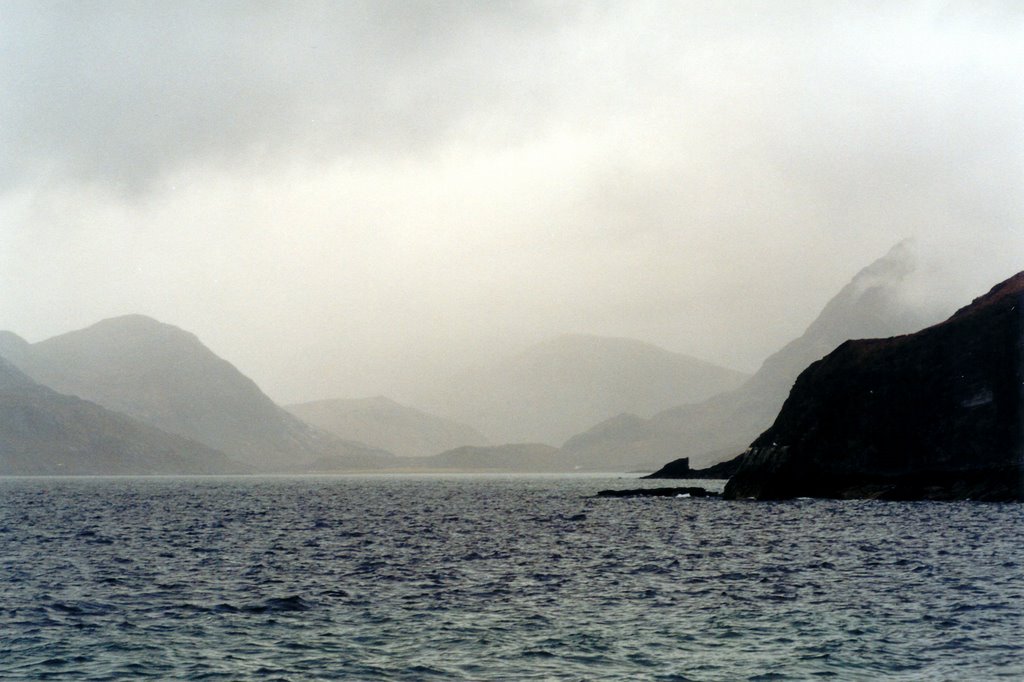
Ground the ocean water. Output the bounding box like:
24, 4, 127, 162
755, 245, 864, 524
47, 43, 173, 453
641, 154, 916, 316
1, 475, 1021, 681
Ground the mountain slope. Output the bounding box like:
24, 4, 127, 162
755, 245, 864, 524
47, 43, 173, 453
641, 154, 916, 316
7, 315, 393, 470
420, 334, 748, 446
0, 332, 30, 369
562, 242, 953, 471
286, 396, 488, 457
725, 271, 1024, 501
420, 443, 563, 471
0, 354, 243, 475
0, 354, 33, 390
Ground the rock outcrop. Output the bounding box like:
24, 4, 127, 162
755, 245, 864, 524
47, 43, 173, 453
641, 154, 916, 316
724, 271, 1024, 501
643, 455, 745, 480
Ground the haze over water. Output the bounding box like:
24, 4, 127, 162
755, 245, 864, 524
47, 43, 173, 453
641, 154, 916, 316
2, 2, 1022, 404
2, 476, 1021, 680
2, 4, 1023, 679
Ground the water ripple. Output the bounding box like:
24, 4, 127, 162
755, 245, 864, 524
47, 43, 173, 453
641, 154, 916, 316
0, 475, 1021, 680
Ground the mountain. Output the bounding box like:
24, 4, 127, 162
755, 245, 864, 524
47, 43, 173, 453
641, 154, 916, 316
0, 354, 32, 390
420, 443, 563, 471
724, 271, 1024, 501
419, 334, 749, 446
0, 354, 243, 475
285, 396, 488, 457
0, 331, 30, 368
5, 315, 393, 471
562, 242, 953, 471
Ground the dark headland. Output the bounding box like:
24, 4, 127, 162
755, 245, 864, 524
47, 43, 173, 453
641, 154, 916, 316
723, 271, 1024, 501
642, 455, 744, 480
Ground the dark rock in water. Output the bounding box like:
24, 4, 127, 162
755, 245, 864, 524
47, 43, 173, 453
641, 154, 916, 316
642, 457, 692, 478
596, 486, 718, 498
643, 454, 745, 479
724, 271, 1024, 502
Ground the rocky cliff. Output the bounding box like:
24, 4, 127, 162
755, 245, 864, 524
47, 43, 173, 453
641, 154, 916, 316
724, 271, 1024, 501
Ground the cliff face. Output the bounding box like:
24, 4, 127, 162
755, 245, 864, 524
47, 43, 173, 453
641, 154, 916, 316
724, 272, 1024, 501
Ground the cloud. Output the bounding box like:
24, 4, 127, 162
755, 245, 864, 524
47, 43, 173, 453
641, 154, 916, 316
0, 0, 592, 192
1, 1, 1022, 401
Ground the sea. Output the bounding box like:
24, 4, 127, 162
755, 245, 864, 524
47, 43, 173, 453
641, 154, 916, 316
1, 474, 1021, 681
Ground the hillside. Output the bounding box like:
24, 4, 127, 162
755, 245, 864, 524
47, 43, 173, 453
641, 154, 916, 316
419, 334, 748, 446
0, 355, 243, 475
420, 443, 563, 472
5, 315, 394, 471
725, 271, 1024, 501
286, 396, 488, 457
562, 242, 952, 471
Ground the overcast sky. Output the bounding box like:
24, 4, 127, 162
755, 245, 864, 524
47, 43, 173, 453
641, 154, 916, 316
1, 0, 1022, 402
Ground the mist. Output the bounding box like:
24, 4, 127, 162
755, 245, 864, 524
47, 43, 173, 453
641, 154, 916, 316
1, 1, 1021, 403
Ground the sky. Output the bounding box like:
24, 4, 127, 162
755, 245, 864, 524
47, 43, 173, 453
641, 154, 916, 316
1, 0, 1022, 403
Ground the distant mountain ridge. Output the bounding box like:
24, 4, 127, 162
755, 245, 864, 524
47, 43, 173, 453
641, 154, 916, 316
0, 353, 243, 475
0, 354, 32, 390
0, 243, 969, 475
3, 315, 393, 471
561, 242, 954, 471
419, 333, 749, 446
420, 443, 562, 471
286, 396, 488, 457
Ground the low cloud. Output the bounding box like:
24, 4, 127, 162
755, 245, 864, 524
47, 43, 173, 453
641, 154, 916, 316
1, 1, 1021, 401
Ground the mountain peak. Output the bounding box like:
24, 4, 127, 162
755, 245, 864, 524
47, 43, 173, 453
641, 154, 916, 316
80, 314, 198, 340
426, 332, 749, 445
803, 239, 922, 342
15, 316, 391, 470
0, 331, 31, 368
97, 313, 163, 326
561, 242, 958, 471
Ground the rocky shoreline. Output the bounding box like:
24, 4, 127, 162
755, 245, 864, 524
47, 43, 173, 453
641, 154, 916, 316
595, 486, 719, 498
